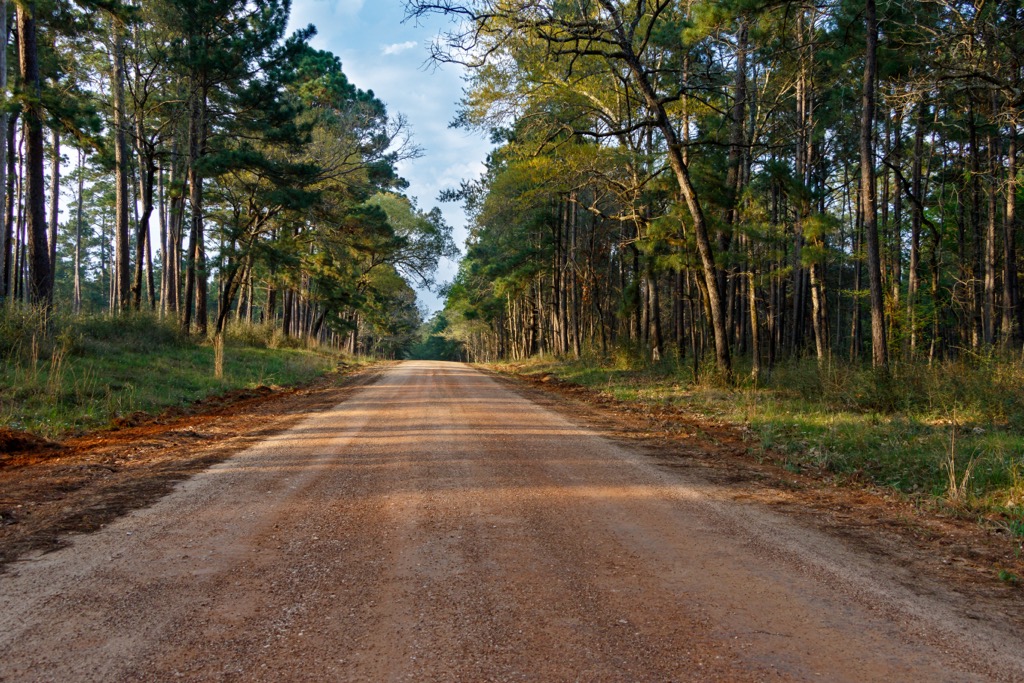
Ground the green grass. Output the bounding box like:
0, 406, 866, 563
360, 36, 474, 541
0, 308, 347, 439
497, 351, 1024, 523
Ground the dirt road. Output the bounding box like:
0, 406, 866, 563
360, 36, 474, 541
1, 361, 1021, 682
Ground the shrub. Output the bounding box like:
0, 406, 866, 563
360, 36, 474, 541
73, 312, 183, 352
225, 320, 275, 348
269, 330, 311, 350
0, 305, 52, 360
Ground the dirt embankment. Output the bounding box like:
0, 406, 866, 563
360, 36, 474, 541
0, 365, 386, 568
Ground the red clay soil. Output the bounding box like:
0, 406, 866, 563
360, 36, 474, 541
0, 428, 59, 458
0, 364, 387, 567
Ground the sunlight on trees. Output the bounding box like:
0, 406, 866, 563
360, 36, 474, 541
0, 0, 453, 359
409, 0, 1024, 376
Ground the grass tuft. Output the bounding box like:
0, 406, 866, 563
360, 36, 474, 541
998, 569, 1021, 586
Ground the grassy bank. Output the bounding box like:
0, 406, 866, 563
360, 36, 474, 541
1, 309, 350, 440
497, 353, 1024, 527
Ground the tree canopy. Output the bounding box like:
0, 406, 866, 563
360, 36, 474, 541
410, 0, 1024, 375
0, 0, 457, 359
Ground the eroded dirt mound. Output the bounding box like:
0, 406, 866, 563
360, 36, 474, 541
0, 429, 58, 458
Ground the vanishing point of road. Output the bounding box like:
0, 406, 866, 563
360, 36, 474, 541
1, 361, 1021, 681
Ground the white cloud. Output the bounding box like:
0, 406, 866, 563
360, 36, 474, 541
299, 0, 363, 18
382, 41, 418, 56
332, 0, 364, 16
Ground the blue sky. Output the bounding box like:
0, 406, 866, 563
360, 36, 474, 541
287, 0, 492, 313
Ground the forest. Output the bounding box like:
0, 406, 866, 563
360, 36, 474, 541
3, 6, 1024, 662
412, 0, 1024, 382
0, 0, 456, 358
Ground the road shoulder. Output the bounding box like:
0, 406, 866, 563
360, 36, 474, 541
484, 365, 1024, 640
0, 364, 388, 570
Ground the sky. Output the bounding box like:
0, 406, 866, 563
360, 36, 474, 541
287, 0, 493, 314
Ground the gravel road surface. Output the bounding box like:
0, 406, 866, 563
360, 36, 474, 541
1, 361, 1021, 681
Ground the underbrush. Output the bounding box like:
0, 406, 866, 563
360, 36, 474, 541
497, 351, 1024, 529
0, 309, 344, 439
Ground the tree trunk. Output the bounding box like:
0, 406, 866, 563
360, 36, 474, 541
111, 14, 130, 313
47, 127, 58, 287
968, 109, 983, 349
132, 145, 156, 310
851, 168, 864, 361
1004, 128, 1020, 342
4, 113, 18, 299
603, 2, 731, 378
0, 0, 7, 302
14, 146, 24, 303
860, 0, 887, 369
796, 12, 828, 363
145, 216, 156, 309
647, 269, 663, 361
164, 145, 185, 316
17, 3, 51, 307
283, 289, 294, 337
569, 198, 581, 358
891, 112, 903, 314
182, 207, 197, 332
749, 272, 760, 382
183, 87, 208, 336
984, 103, 998, 345
726, 19, 748, 354
675, 267, 685, 359
907, 101, 925, 357
158, 162, 167, 315
14, 138, 23, 302
74, 148, 84, 314
727, 18, 747, 234
215, 247, 246, 334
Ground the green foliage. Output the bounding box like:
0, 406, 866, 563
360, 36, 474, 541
0, 309, 339, 439
770, 358, 1024, 429
998, 570, 1021, 586
5, 0, 444, 357
0, 306, 52, 360
406, 312, 465, 361
224, 321, 276, 348
407, 335, 464, 362
74, 312, 184, 350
